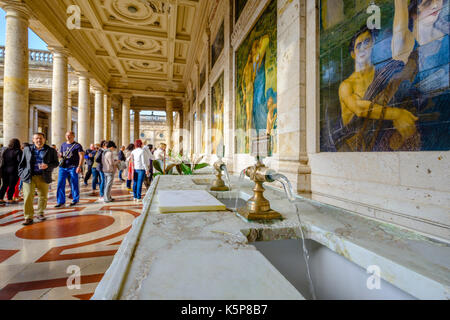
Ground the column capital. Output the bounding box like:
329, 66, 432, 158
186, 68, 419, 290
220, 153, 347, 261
121, 93, 133, 100
76, 71, 91, 79
0, 1, 32, 20
93, 87, 104, 94
47, 46, 70, 58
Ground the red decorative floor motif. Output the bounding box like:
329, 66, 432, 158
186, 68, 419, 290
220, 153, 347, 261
0, 250, 19, 263
15, 215, 115, 240
73, 293, 94, 300
0, 178, 146, 300
36, 226, 131, 262
0, 273, 104, 300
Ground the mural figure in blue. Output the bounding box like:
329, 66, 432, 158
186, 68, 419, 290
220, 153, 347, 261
320, 0, 449, 152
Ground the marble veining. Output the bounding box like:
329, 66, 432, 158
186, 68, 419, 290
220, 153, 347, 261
93, 174, 450, 300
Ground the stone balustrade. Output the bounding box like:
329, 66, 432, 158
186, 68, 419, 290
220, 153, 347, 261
0, 46, 73, 71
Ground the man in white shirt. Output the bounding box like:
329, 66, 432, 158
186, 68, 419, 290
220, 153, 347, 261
153, 143, 167, 161
131, 140, 151, 201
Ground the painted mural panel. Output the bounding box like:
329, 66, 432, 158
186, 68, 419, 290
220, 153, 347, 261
212, 22, 225, 68
235, 0, 277, 154
320, 0, 450, 152
211, 73, 224, 155
200, 100, 206, 153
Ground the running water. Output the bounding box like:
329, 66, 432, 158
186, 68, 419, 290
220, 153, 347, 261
223, 165, 232, 192
234, 169, 246, 210
267, 172, 317, 300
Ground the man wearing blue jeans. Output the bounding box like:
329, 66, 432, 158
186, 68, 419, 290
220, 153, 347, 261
55, 132, 84, 207
95, 140, 107, 201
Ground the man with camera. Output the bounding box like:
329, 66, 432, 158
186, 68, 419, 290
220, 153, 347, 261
55, 131, 85, 207
18, 132, 59, 225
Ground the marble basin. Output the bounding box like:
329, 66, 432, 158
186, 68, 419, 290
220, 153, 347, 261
191, 178, 212, 185
253, 238, 416, 300
209, 190, 251, 211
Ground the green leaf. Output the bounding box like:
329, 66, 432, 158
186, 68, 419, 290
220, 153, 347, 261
153, 160, 163, 173
180, 162, 193, 175
165, 163, 177, 174
193, 163, 209, 171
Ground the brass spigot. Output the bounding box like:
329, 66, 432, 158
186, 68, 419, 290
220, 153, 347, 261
210, 159, 229, 191
237, 160, 282, 221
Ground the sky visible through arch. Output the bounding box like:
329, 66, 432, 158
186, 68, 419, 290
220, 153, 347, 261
0, 9, 48, 50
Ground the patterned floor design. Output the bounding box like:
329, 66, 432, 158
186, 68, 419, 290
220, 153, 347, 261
0, 176, 144, 300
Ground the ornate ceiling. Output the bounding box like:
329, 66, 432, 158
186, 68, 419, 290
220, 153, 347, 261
24, 0, 203, 101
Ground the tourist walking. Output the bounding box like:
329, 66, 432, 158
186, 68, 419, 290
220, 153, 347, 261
125, 143, 134, 191
90, 144, 100, 195
118, 146, 126, 182
143, 144, 155, 189
131, 140, 150, 202
18, 133, 59, 225
153, 143, 167, 172
102, 141, 119, 203
95, 140, 107, 201
83, 144, 96, 186
0, 139, 23, 204
55, 131, 84, 207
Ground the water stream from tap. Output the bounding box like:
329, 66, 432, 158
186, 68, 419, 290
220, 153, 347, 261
268, 173, 317, 300
234, 169, 246, 210
223, 166, 232, 192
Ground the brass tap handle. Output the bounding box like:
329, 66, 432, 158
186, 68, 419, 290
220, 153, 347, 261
213, 159, 225, 173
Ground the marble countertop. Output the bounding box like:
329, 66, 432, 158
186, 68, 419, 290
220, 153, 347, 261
92, 174, 450, 300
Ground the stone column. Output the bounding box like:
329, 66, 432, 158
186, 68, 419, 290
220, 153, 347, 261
133, 110, 140, 141
33, 107, 38, 133
204, 29, 212, 155
77, 72, 90, 149
67, 93, 73, 132
94, 88, 104, 143
121, 94, 131, 146
0, 1, 30, 144
49, 46, 69, 148
223, 1, 234, 169
275, 0, 311, 193
104, 94, 111, 141
165, 98, 174, 150
28, 105, 33, 141
47, 113, 52, 144
73, 121, 78, 138
112, 106, 120, 146
178, 109, 184, 155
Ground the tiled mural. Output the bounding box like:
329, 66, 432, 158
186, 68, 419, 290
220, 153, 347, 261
212, 22, 224, 68
320, 0, 449, 152
235, 0, 277, 154
211, 73, 224, 155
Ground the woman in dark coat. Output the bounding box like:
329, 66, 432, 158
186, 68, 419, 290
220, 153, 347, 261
0, 139, 23, 204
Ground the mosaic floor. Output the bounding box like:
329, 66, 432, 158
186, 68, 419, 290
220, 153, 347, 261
0, 176, 144, 300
